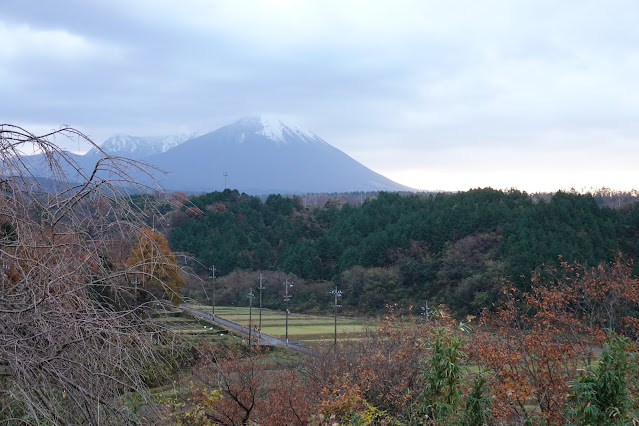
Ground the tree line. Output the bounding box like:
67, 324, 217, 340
168, 188, 639, 316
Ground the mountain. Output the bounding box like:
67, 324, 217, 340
13, 132, 196, 189
142, 116, 412, 194
19, 117, 413, 195
86, 134, 195, 158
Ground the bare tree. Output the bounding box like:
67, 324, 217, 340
0, 125, 179, 424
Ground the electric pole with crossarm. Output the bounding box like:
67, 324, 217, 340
248, 289, 255, 346
208, 265, 216, 318
330, 286, 343, 347
284, 278, 293, 347
258, 273, 266, 343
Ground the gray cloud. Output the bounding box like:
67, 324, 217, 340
2, 0, 639, 191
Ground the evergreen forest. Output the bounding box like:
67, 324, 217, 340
168, 188, 639, 316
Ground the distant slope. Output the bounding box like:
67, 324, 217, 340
19, 117, 413, 195
145, 117, 412, 194
86, 134, 195, 159
169, 188, 637, 316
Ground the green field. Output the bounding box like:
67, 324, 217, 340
187, 304, 373, 342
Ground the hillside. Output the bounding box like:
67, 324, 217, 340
20, 117, 413, 195
144, 117, 412, 194
167, 188, 639, 316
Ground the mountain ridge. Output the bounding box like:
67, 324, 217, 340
20, 117, 414, 195
87, 133, 196, 158
141, 116, 412, 194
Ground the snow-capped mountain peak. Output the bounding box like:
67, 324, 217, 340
31, 115, 412, 194
257, 116, 321, 144
232, 116, 324, 145
139, 115, 412, 194
88, 133, 197, 158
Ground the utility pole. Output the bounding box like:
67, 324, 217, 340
284, 279, 293, 347
223, 171, 228, 189
131, 277, 140, 301
257, 274, 266, 343
248, 289, 255, 347
330, 286, 343, 346
208, 266, 216, 318
421, 300, 431, 321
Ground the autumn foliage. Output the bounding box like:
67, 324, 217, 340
164, 257, 639, 425
126, 227, 185, 305
166, 343, 320, 425
471, 256, 639, 424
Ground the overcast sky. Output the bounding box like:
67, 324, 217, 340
2, 0, 638, 192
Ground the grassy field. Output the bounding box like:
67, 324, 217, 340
187, 304, 374, 343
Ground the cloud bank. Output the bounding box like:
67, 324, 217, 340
2, 0, 638, 191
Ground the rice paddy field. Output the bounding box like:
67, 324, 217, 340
186, 304, 374, 343
151, 307, 235, 344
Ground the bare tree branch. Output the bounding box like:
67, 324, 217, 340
0, 125, 181, 424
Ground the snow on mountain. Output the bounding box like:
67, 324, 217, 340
22, 116, 413, 195
88, 133, 197, 158
255, 116, 323, 145
140, 116, 413, 194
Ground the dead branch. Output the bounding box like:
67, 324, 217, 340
0, 125, 181, 424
